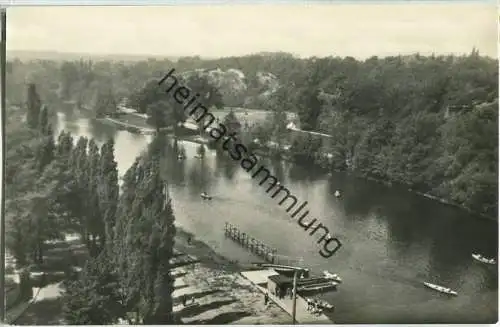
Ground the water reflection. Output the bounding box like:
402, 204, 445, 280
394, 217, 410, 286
87, 119, 118, 142
160, 138, 187, 187
187, 157, 214, 196
53, 111, 498, 324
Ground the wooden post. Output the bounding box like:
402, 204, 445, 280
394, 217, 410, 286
0, 8, 6, 323
292, 270, 298, 325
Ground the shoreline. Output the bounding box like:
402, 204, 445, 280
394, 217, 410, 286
12, 227, 290, 325
172, 226, 292, 324
81, 106, 497, 222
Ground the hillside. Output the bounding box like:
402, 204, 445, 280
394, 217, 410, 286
181, 68, 279, 107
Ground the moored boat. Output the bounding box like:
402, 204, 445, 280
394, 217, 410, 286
200, 192, 212, 200
298, 281, 338, 293
423, 282, 458, 296
323, 271, 342, 283
472, 253, 496, 265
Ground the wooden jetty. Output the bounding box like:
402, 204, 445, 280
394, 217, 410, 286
101, 117, 156, 135
224, 222, 278, 264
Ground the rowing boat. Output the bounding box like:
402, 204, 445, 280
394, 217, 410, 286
423, 282, 458, 296
298, 282, 338, 293
323, 271, 342, 283
472, 253, 496, 265
200, 193, 212, 200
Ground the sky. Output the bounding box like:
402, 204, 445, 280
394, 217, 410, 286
5, 3, 498, 59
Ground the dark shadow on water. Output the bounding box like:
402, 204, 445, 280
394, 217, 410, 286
193, 311, 252, 324
178, 299, 236, 318
187, 159, 214, 196
87, 119, 118, 142
288, 162, 327, 184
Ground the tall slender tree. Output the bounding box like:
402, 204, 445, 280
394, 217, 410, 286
99, 139, 119, 249
137, 159, 176, 324
26, 83, 41, 129
85, 140, 105, 257
38, 105, 49, 135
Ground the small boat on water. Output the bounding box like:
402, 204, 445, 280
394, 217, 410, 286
472, 253, 496, 265
423, 282, 458, 296
200, 192, 212, 200
317, 300, 334, 310
298, 281, 338, 293
323, 271, 342, 283
334, 190, 341, 198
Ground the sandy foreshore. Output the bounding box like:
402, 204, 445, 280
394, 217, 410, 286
11, 227, 290, 325
173, 227, 290, 324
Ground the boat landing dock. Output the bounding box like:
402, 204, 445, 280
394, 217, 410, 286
240, 269, 334, 324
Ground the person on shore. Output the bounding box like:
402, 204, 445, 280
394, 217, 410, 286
187, 236, 192, 245
182, 295, 187, 307
264, 292, 269, 306
306, 298, 313, 311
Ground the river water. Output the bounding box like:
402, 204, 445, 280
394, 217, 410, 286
54, 109, 498, 324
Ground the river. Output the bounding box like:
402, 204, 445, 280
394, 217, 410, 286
53, 109, 498, 324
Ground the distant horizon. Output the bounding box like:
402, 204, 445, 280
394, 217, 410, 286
6, 4, 497, 60
6, 48, 496, 62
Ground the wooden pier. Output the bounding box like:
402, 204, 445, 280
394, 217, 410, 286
224, 222, 278, 264
99, 117, 156, 135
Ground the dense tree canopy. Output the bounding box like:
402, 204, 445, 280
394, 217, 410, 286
6, 84, 178, 324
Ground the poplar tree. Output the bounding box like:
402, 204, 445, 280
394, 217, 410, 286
26, 83, 41, 129
137, 159, 176, 324
62, 252, 124, 324
113, 159, 146, 323
56, 131, 74, 159
99, 139, 119, 247
67, 137, 89, 232
38, 105, 50, 135
85, 139, 105, 256
35, 125, 55, 173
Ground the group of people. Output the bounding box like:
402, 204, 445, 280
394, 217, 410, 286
306, 298, 325, 314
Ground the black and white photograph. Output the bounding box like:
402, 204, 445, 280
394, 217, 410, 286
1, 2, 498, 325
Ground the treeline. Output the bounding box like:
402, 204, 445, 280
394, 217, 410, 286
189, 50, 498, 218
6, 84, 178, 324
6, 50, 498, 217
284, 51, 498, 218
127, 73, 225, 131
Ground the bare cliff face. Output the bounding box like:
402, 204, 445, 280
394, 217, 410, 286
182, 68, 280, 108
